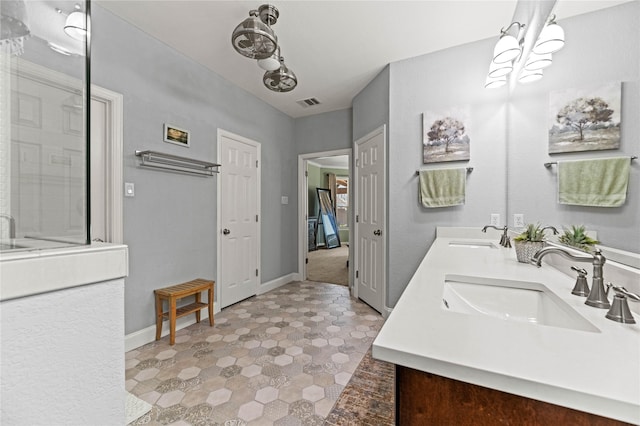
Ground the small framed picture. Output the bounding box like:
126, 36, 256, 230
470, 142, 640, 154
163, 123, 190, 147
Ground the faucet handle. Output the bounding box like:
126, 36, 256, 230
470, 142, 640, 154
570, 266, 589, 296
604, 284, 638, 324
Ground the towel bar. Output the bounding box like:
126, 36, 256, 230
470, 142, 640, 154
544, 155, 637, 168
135, 150, 220, 176
415, 167, 473, 176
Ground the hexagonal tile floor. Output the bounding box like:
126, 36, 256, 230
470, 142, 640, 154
126, 281, 385, 425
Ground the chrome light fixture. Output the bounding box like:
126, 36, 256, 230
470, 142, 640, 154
0, 0, 30, 55
263, 56, 297, 92
485, 14, 565, 89
232, 4, 298, 92
257, 45, 281, 71
533, 15, 565, 55
231, 4, 279, 60
63, 3, 87, 41
492, 22, 525, 64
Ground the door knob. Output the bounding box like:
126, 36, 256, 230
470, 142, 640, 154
223, 228, 230, 235
373, 229, 382, 236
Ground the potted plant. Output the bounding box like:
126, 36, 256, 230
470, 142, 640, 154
513, 223, 546, 263
558, 225, 599, 253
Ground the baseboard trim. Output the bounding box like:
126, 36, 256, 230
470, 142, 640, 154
258, 272, 299, 295
383, 306, 393, 319
125, 273, 300, 352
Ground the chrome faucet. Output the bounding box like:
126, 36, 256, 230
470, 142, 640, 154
482, 225, 511, 248
0, 214, 15, 239
542, 226, 559, 235
530, 246, 609, 309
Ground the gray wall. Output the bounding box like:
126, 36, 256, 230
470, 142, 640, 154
294, 108, 353, 155
352, 2, 639, 309
385, 39, 509, 307
92, 5, 297, 334
507, 2, 640, 253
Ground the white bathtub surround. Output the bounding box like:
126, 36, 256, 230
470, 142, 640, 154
373, 227, 639, 424
0, 243, 128, 425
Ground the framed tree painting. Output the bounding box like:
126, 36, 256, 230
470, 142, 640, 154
548, 82, 621, 154
423, 106, 471, 163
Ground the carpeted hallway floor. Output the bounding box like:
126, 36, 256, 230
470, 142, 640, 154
306, 245, 349, 286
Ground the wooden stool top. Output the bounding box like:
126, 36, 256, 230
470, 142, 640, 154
154, 278, 214, 298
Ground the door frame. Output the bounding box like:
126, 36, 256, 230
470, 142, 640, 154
90, 84, 124, 244
216, 128, 261, 310
353, 125, 387, 312
297, 148, 352, 289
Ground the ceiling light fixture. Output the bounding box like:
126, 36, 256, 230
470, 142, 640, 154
0, 0, 30, 55
257, 45, 281, 71
231, 4, 279, 60
485, 14, 565, 89
519, 68, 544, 83
63, 4, 87, 41
263, 56, 297, 92
492, 22, 525, 64
533, 15, 565, 55
232, 4, 298, 92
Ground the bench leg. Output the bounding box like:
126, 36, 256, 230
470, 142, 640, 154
169, 296, 177, 345
208, 284, 214, 326
195, 291, 201, 323
155, 293, 163, 341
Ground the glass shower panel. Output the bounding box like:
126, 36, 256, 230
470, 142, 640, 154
1, 0, 89, 251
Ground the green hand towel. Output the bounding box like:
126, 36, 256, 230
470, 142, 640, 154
419, 168, 466, 208
558, 157, 631, 207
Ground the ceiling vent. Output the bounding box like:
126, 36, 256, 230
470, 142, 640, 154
296, 97, 321, 108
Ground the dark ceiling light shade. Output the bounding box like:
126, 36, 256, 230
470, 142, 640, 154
231, 4, 279, 60
263, 56, 297, 92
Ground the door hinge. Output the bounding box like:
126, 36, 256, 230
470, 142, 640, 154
356, 215, 359, 223
356, 270, 359, 278
256, 269, 259, 276
256, 160, 259, 168
256, 214, 259, 222
305, 170, 308, 177
305, 258, 308, 264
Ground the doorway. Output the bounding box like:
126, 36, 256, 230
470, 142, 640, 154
298, 150, 352, 288
217, 129, 261, 308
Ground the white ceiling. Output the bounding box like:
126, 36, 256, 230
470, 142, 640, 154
96, 0, 629, 118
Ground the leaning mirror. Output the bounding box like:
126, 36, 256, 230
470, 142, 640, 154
316, 188, 341, 249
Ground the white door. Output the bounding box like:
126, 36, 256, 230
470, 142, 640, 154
218, 130, 260, 308
355, 126, 386, 313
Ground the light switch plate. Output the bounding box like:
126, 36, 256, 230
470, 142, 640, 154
125, 182, 135, 197
281, 196, 289, 205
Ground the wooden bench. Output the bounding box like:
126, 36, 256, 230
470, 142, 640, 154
154, 279, 214, 345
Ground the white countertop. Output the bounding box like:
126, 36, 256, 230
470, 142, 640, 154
0, 242, 129, 301
373, 228, 640, 424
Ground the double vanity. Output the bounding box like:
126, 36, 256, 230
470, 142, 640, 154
373, 227, 639, 425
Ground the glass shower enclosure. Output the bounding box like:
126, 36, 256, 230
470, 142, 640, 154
1, 0, 90, 252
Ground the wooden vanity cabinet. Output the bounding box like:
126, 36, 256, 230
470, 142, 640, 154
396, 365, 633, 425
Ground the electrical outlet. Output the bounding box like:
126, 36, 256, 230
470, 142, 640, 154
490, 213, 500, 227
514, 214, 525, 228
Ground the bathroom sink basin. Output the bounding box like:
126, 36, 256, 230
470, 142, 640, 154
448, 241, 496, 249
442, 275, 599, 333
